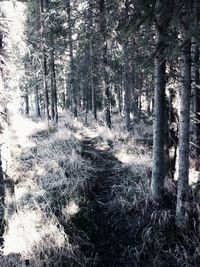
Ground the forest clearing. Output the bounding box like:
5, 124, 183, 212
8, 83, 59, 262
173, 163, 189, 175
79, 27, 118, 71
0, 0, 200, 266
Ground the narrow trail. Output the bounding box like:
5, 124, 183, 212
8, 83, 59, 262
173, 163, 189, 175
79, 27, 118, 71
72, 133, 123, 267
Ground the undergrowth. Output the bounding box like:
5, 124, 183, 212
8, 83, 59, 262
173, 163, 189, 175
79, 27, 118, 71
2, 113, 93, 266
1, 111, 200, 266
77, 111, 200, 267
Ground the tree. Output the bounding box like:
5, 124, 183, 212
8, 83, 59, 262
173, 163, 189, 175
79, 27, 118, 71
151, 0, 174, 200
99, 0, 111, 128
88, 0, 97, 120
191, 0, 200, 172
40, 0, 50, 122
175, 1, 192, 230
65, 0, 77, 117
34, 84, 41, 117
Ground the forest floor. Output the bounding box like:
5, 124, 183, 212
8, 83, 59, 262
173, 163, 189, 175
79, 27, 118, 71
1, 112, 200, 266
73, 131, 123, 266
0, 112, 153, 266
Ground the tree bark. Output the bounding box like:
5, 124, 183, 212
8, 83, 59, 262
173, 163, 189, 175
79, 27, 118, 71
191, 1, 200, 169
0, 150, 5, 247
50, 70, 55, 121
124, 41, 131, 130
0, 72, 5, 246
40, 0, 50, 122
118, 68, 123, 115
151, 0, 174, 200
88, 2, 97, 120
99, 0, 111, 128
89, 41, 97, 120
66, 0, 77, 117
52, 52, 58, 123
151, 27, 166, 200
167, 88, 178, 179
192, 42, 200, 164
176, 34, 191, 230
50, 32, 58, 123
24, 94, 29, 115
34, 85, 41, 117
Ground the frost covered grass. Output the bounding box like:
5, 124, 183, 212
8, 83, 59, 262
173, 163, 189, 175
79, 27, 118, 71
77, 111, 200, 267
3, 111, 200, 266
2, 113, 93, 266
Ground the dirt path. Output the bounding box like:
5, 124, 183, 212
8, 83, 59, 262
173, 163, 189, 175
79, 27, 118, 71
72, 134, 123, 266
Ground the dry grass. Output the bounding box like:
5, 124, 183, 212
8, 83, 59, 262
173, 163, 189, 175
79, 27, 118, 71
2, 110, 200, 266
78, 111, 200, 267
2, 112, 93, 266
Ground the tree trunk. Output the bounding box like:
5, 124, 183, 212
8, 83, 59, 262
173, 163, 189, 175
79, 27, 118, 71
0, 150, 5, 246
88, 2, 97, 121
176, 33, 191, 230
192, 42, 200, 164
66, 0, 77, 117
118, 69, 123, 115
168, 88, 178, 179
24, 94, 29, 115
90, 42, 97, 120
50, 32, 58, 123
151, 27, 166, 200
52, 53, 58, 123
99, 0, 111, 128
124, 41, 131, 130
191, 0, 200, 170
61, 91, 65, 110
43, 54, 50, 121
151, 0, 174, 200
34, 85, 41, 117
40, 0, 50, 122
0, 72, 5, 246
50, 70, 55, 121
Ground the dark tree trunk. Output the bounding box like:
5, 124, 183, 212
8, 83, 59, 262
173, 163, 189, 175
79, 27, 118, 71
35, 85, 41, 117
24, 94, 29, 115
43, 54, 50, 121
89, 41, 97, 120
99, 0, 111, 128
40, 0, 50, 122
191, 0, 200, 170
66, 0, 77, 117
151, 0, 174, 200
167, 88, 178, 179
0, 151, 5, 246
88, 2, 97, 120
151, 28, 166, 200
176, 32, 191, 230
61, 92, 65, 110
52, 54, 58, 123
193, 42, 200, 164
50, 70, 55, 121
50, 32, 58, 123
124, 41, 131, 130
0, 74, 5, 246
118, 67, 123, 115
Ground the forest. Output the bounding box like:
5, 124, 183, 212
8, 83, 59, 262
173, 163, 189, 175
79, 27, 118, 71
0, 0, 199, 266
